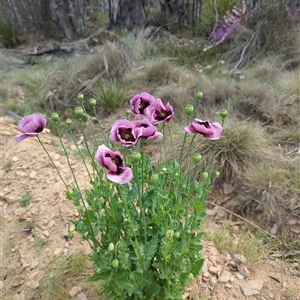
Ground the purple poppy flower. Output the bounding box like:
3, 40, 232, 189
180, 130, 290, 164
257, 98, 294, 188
146, 98, 174, 124
14, 114, 47, 142
95, 145, 132, 184
132, 119, 163, 140
130, 92, 156, 116
185, 119, 222, 140
110, 119, 142, 147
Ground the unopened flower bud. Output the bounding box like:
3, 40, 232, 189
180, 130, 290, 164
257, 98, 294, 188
185, 105, 194, 116
125, 109, 131, 117
151, 173, 159, 183
108, 243, 114, 251
174, 231, 180, 239
66, 119, 72, 126
193, 154, 202, 164
162, 167, 167, 173
78, 93, 84, 102
111, 259, 119, 268
51, 113, 59, 123
77, 205, 84, 214
89, 98, 97, 107
131, 152, 141, 163
75, 107, 84, 120
220, 109, 228, 119
166, 229, 174, 239
196, 91, 203, 101
188, 273, 194, 281
215, 171, 220, 178
201, 172, 209, 180
67, 232, 74, 239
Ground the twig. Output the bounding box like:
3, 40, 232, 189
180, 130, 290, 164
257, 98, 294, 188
230, 31, 256, 73
206, 201, 281, 242
210, 259, 232, 299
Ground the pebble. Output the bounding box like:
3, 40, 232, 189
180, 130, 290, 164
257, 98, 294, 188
69, 285, 82, 297
219, 270, 231, 283
209, 266, 219, 275
211, 276, 217, 285
30, 261, 39, 270
0, 280, 3, 290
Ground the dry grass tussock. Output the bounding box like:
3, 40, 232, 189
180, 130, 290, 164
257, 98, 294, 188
171, 119, 275, 183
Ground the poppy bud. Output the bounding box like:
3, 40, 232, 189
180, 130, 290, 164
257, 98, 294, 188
193, 154, 202, 164
150, 173, 159, 183
77, 205, 84, 214
89, 98, 97, 107
75, 107, 84, 120
215, 171, 220, 178
201, 172, 209, 180
131, 152, 141, 163
188, 273, 194, 281
125, 109, 131, 117
174, 231, 180, 239
111, 259, 119, 268
220, 109, 228, 119
67, 232, 74, 239
185, 105, 194, 116
51, 113, 59, 123
108, 243, 114, 251
78, 93, 84, 102
66, 119, 72, 126
166, 229, 174, 239
162, 167, 167, 173
196, 91, 203, 101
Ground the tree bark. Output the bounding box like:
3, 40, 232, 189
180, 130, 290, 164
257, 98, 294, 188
49, 0, 74, 40
109, 0, 146, 30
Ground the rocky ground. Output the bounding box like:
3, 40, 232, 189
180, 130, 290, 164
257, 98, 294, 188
0, 116, 299, 300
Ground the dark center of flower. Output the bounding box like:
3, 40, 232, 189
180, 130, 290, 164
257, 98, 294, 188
155, 109, 171, 121
119, 128, 135, 142
138, 100, 150, 114
111, 155, 122, 167
35, 125, 44, 133
199, 121, 210, 128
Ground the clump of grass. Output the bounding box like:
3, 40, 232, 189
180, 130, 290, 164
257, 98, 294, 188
0, 11, 20, 47
19, 190, 32, 207
172, 119, 274, 183
35, 251, 101, 300
144, 59, 180, 86
92, 80, 125, 112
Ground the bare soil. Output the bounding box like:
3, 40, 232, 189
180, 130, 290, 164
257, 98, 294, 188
1, 116, 299, 300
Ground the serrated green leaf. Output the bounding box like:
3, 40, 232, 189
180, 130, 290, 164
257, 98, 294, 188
115, 276, 138, 296
144, 235, 158, 269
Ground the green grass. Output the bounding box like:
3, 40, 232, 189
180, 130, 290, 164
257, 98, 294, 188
19, 190, 32, 207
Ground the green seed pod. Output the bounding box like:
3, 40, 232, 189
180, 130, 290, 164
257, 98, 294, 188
220, 109, 228, 119
162, 167, 167, 173
201, 172, 209, 180
187, 273, 194, 281
185, 105, 194, 116
96, 268, 101, 274
215, 171, 220, 178
77, 205, 84, 214
67, 232, 74, 239
66, 119, 72, 126
166, 229, 174, 239
196, 91, 203, 101
51, 113, 59, 123
125, 109, 131, 117
192, 154, 202, 164
75, 107, 84, 120
89, 98, 97, 107
150, 173, 159, 183
111, 259, 119, 268
108, 243, 114, 251
78, 93, 84, 102
174, 231, 180, 239
131, 152, 141, 163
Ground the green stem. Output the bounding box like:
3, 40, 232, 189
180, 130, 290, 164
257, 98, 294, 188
37, 136, 69, 191
93, 107, 109, 146
167, 124, 175, 162
68, 126, 93, 181
81, 104, 98, 146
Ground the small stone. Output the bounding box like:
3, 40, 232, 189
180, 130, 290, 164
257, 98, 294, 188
209, 266, 219, 275
202, 261, 208, 273
51, 180, 63, 194
48, 220, 55, 228
211, 276, 217, 285
291, 226, 300, 234
69, 286, 82, 297
0, 280, 3, 290
219, 270, 231, 283
223, 182, 235, 194
240, 279, 264, 296
236, 273, 245, 280
203, 271, 210, 278
16, 171, 26, 177
54, 248, 63, 257
235, 254, 247, 263
43, 230, 50, 237
29, 171, 37, 179
30, 261, 39, 270
30, 207, 38, 215
209, 247, 218, 256
31, 281, 39, 289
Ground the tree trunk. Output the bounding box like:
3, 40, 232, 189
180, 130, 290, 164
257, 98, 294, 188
109, 0, 146, 30
49, 0, 74, 40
